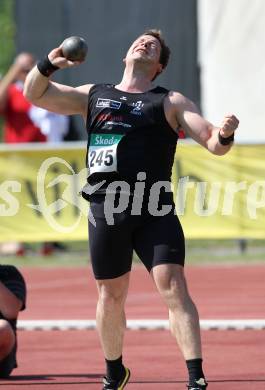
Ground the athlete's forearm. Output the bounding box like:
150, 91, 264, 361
23, 65, 51, 103
206, 127, 233, 156
206, 114, 239, 155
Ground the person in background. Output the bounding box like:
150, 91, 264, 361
0, 265, 26, 378
0, 52, 69, 143
0, 52, 69, 256
0, 52, 46, 143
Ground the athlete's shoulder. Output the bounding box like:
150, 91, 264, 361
152, 85, 170, 95
75, 83, 94, 94
167, 90, 186, 101
87, 83, 115, 97
90, 83, 113, 91
152, 87, 187, 101
166, 90, 197, 111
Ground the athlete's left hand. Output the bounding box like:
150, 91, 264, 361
219, 114, 239, 137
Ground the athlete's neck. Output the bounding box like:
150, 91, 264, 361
116, 64, 154, 93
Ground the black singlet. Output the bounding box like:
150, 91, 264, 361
84, 83, 179, 199
84, 84, 185, 279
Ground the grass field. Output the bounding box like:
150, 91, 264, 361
0, 239, 265, 267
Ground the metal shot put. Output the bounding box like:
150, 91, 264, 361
61, 36, 88, 62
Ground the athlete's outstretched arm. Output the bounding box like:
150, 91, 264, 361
170, 92, 239, 155
24, 46, 92, 120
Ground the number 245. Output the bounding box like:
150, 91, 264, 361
89, 149, 114, 167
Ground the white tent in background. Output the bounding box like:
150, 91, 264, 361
198, 0, 265, 143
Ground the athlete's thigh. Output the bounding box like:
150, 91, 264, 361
133, 210, 185, 272
89, 199, 133, 280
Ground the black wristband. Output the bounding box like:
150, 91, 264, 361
37, 56, 59, 77
218, 131, 234, 145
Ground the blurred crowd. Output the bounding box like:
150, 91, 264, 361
0, 52, 78, 256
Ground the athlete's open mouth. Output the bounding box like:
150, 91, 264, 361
136, 48, 147, 54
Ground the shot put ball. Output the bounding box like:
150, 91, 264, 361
61, 36, 88, 61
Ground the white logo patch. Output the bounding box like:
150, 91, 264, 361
130, 100, 144, 115
96, 98, 121, 110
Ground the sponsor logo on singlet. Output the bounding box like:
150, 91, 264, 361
97, 114, 132, 130
97, 114, 123, 122
130, 100, 144, 115
102, 121, 132, 130
96, 98, 122, 110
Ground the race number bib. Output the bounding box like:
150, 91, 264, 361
88, 133, 124, 174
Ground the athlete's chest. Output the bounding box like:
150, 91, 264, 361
89, 92, 156, 133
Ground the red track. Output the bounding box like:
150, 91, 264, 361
0, 264, 264, 389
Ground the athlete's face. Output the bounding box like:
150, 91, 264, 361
125, 35, 163, 71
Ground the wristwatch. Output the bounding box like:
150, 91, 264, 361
218, 131, 234, 145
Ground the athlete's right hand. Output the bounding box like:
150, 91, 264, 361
47, 47, 83, 69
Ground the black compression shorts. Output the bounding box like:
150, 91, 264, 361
88, 195, 185, 279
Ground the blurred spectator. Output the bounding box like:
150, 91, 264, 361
0, 52, 46, 142
0, 52, 69, 143
0, 265, 26, 378
28, 106, 69, 142
0, 52, 69, 255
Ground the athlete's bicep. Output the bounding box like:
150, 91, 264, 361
173, 93, 212, 147
33, 82, 91, 117
181, 110, 213, 147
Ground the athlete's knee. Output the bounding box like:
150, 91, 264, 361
99, 288, 125, 306
97, 276, 129, 311
0, 320, 15, 356
98, 290, 126, 314
153, 265, 190, 310
163, 279, 189, 310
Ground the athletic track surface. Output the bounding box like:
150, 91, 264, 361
0, 264, 264, 389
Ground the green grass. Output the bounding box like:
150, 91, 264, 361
0, 239, 265, 267
0, 242, 88, 267
185, 239, 265, 264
